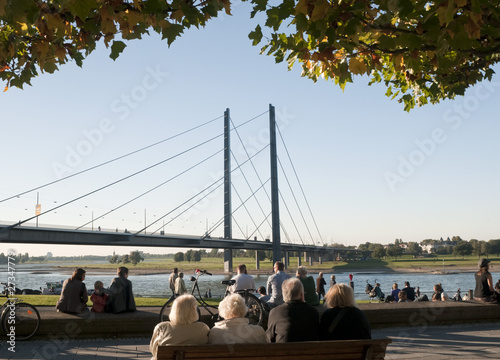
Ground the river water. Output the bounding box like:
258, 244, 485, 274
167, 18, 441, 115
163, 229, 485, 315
2, 263, 498, 300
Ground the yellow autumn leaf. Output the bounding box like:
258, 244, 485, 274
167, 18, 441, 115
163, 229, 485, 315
295, 0, 309, 15
394, 54, 404, 71
464, 17, 481, 39
171, 9, 184, 23
348, 57, 367, 75
3, 86, 8, 92
311, 0, 330, 22
55, 47, 66, 62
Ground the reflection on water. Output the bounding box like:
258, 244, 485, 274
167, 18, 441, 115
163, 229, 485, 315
1, 264, 497, 300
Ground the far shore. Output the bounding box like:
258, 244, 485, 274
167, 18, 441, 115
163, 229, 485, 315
31, 264, 482, 276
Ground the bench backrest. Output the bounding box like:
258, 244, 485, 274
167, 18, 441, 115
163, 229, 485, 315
157, 338, 392, 360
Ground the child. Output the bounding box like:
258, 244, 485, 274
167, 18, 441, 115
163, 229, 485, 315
90, 281, 109, 313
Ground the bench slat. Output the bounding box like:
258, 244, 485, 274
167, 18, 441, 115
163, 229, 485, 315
157, 339, 391, 360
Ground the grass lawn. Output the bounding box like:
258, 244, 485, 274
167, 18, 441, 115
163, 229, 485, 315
12, 295, 223, 307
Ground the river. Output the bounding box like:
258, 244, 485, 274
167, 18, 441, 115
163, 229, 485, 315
1, 263, 497, 300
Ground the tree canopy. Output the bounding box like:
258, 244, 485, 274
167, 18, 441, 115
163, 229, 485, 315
1, 0, 499, 110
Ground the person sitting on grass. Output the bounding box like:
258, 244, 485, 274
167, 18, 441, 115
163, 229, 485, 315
398, 290, 410, 302
208, 293, 266, 344
319, 283, 371, 341
90, 281, 109, 313
150, 295, 209, 359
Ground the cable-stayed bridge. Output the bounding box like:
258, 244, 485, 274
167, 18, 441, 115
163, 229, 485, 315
0, 105, 353, 272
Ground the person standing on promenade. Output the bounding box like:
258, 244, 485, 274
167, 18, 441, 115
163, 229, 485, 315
230, 264, 256, 293
109, 266, 136, 313
169, 268, 178, 297
404, 281, 415, 301
175, 272, 187, 296
56, 268, 88, 314
316, 272, 326, 302
474, 258, 497, 302
296, 266, 319, 306
267, 278, 319, 343
330, 275, 336, 288
267, 261, 291, 308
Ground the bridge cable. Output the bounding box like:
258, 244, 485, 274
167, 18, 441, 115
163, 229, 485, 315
229, 118, 273, 228
140, 143, 270, 236
0, 110, 268, 205
203, 177, 271, 239
278, 189, 306, 246
0, 115, 223, 204
10, 132, 226, 228
75, 149, 223, 230
230, 181, 266, 240
147, 178, 225, 236
276, 123, 325, 246
245, 211, 272, 242
277, 155, 316, 246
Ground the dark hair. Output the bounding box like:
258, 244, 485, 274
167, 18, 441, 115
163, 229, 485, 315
117, 266, 129, 277
398, 290, 407, 299
275, 261, 285, 271
404, 281, 410, 287
71, 268, 86, 281
258, 286, 266, 295
173, 268, 178, 273
237, 264, 247, 273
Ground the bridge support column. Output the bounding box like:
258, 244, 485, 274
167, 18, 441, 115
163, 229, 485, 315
319, 254, 323, 265
309, 254, 313, 266
284, 251, 289, 269
297, 252, 301, 266
255, 251, 260, 270
224, 250, 233, 273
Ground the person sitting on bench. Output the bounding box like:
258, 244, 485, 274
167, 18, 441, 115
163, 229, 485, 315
150, 295, 209, 359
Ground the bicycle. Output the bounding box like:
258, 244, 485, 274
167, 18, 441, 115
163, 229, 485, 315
1, 282, 41, 340
159, 270, 218, 323
221, 279, 264, 326
159, 270, 264, 327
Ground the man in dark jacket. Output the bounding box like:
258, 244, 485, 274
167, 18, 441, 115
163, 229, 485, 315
108, 266, 136, 313
266, 278, 319, 343
404, 281, 416, 301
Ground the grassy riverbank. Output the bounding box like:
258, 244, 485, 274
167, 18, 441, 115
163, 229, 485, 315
15, 295, 372, 307
14, 295, 222, 307
46, 254, 498, 275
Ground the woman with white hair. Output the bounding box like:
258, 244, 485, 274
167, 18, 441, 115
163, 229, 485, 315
319, 283, 371, 340
208, 293, 266, 344
150, 295, 209, 359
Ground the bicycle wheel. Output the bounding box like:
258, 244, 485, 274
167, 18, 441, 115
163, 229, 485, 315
244, 293, 264, 326
159, 298, 201, 323
159, 298, 175, 322
2, 302, 40, 341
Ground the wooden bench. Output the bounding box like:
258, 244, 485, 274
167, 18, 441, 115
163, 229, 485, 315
157, 338, 392, 360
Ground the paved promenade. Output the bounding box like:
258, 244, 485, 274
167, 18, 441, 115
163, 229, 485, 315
2, 321, 499, 360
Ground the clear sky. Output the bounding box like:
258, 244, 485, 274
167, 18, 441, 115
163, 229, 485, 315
1, 3, 500, 257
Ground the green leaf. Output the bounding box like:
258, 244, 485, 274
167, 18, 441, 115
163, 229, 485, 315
110, 40, 126, 61
63, 0, 96, 20
248, 25, 263, 46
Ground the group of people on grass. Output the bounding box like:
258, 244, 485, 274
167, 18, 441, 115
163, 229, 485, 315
55, 266, 136, 314
150, 261, 371, 359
